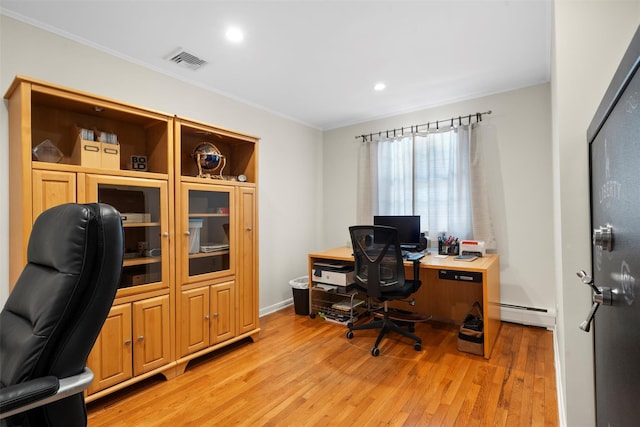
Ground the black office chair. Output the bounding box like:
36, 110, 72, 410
346, 225, 423, 356
0, 203, 124, 427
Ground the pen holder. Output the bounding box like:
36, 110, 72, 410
438, 241, 459, 255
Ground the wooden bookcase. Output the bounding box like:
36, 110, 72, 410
173, 117, 259, 374
4, 76, 260, 401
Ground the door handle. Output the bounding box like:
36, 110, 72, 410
576, 270, 613, 332
593, 224, 613, 251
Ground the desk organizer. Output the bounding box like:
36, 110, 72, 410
438, 241, 459, 255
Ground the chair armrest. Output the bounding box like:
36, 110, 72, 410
411, 259, 421, 288
0, 377, 59, 414
0, 368, 93, 419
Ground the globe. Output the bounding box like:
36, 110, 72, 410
191, 142, 226, 178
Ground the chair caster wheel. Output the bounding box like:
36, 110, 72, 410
309, 313, 316, 319
371, 347, 380, 357
346, 330, 354, 339
414, 342, 422, 351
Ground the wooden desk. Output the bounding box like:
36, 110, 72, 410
308, 247, 501, 359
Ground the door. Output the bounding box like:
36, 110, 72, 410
583, 34, 640, 425
180, 183, 235, 284
32, 170, 76, 221
211, 281, 236, 344
87, 304, 133, 394
236, 187, 258, 334
133, 295, 171, 375
179, 286, 210, 357
85, 175, 170, 295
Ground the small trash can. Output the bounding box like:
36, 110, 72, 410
289, 276, 310, 315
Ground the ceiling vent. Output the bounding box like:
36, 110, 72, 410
166, 48, 207, 71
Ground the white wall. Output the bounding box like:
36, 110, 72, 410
552, 2, 640, 426
0, 15, 324, 312
322, 84, 556, 319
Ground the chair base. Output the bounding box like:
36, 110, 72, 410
346, 315, 422, 357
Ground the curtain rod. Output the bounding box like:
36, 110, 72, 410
355, 110, 492, 142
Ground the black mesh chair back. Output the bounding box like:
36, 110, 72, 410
350, 225, 406, 299
348, 225, 423, 356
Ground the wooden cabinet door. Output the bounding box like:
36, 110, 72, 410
179, 183, 235, 284
32, 170, 76, 221
210, 281, 236, 344
87, 304, 133, 394
236, 187, 258, 334
179, 287, 210, 357
133, 295, 171, 375
85, 174, 170, 296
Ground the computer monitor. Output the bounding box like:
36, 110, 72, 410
373, 215, 421, 249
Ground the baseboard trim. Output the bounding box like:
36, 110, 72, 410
553, 328, 567, 427
499, 304, 556, 330
259, 298, 294, 317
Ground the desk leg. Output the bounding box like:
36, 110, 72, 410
483, 259, 502, 358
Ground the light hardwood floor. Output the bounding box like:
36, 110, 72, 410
87, 306, 558, 426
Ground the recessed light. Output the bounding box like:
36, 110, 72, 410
374, 82, 386, 91
225, 27, 244, 43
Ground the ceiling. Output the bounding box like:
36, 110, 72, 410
0, 1, 552, 130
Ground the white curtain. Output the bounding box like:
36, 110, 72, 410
357, 124, 495, 247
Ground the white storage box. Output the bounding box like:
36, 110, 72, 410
188, 218, 203, 254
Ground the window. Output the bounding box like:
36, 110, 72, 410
357, 124, 493, 246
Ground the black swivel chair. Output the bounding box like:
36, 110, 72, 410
346, 225, 423, 356
0, 203, 124, 427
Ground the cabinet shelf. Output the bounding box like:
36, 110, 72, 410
188, 213, 229, 218
32, 161, 169, 181
123, 257, 161, 267
122, 222, 161, 228
188, 250, 230, 259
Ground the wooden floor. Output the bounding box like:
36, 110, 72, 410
87, 306, 558, 426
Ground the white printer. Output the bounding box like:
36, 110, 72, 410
312, 262, 355, 287
459, 240, 486, 257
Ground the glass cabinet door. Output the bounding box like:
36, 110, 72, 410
85, 175, 169, 294
181, 183, 235, 283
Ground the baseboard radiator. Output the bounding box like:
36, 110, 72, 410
499, 303, 555, 330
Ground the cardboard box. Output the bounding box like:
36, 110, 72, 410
72, 138, 102, 168
71, 126, 120, 169
101, 142, 120, 169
